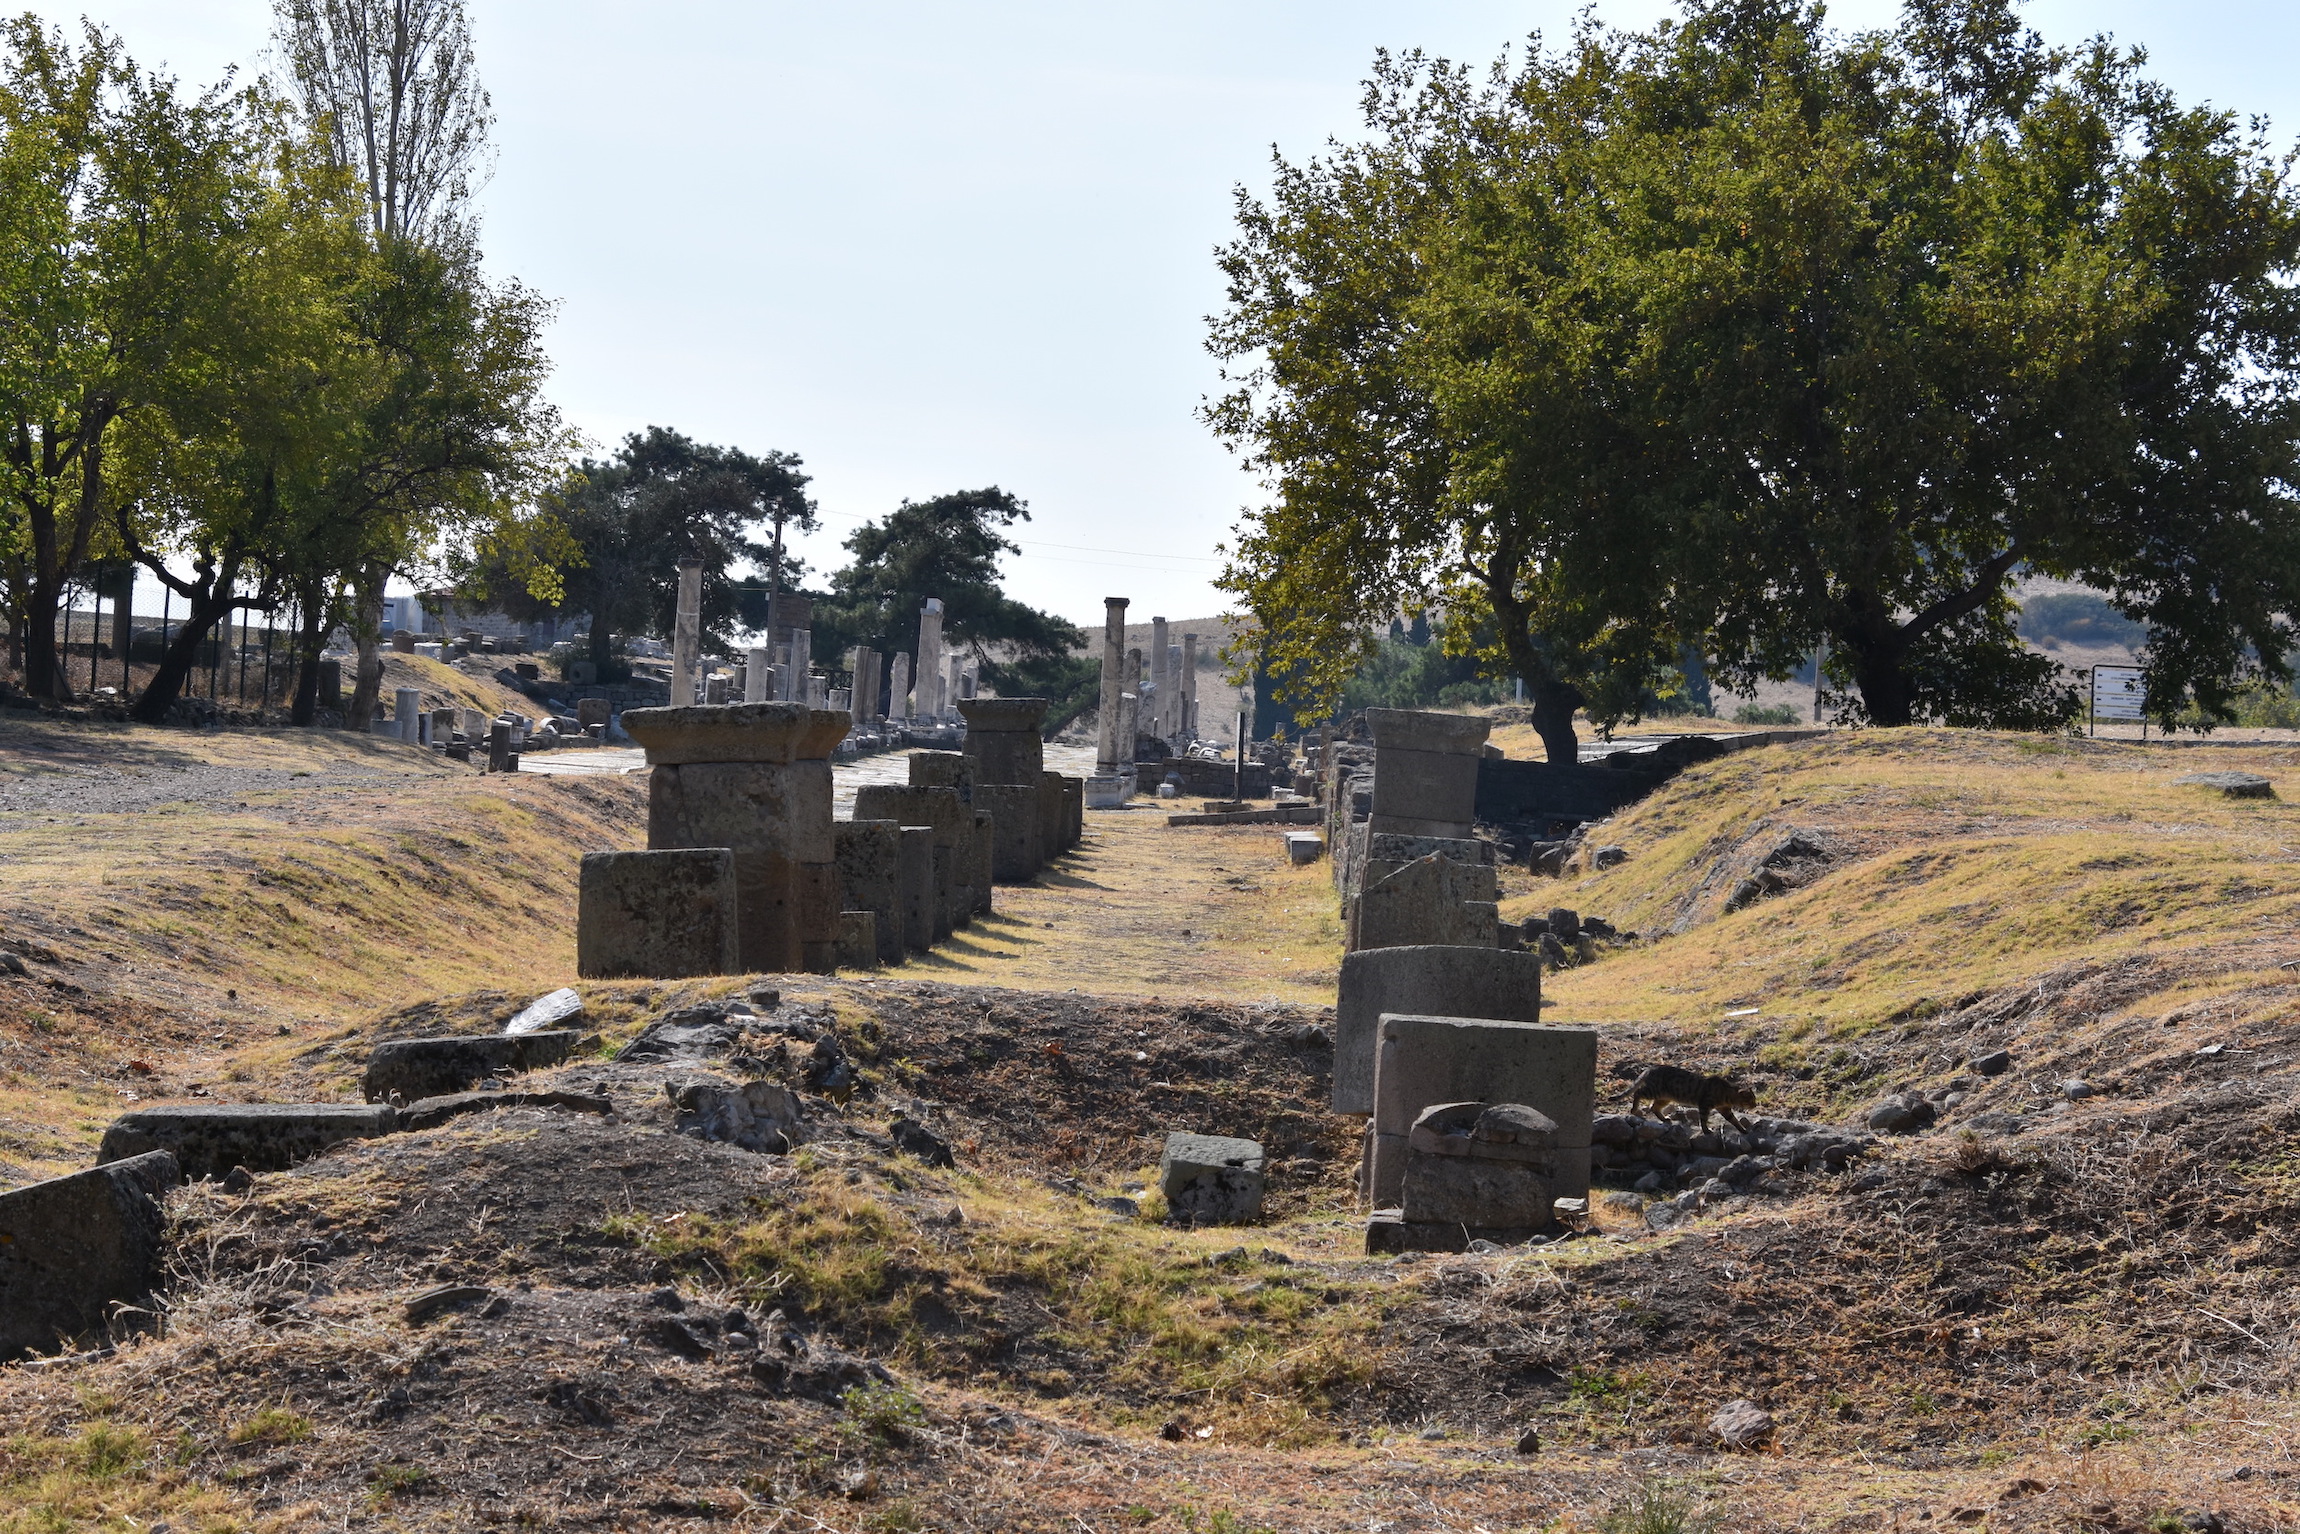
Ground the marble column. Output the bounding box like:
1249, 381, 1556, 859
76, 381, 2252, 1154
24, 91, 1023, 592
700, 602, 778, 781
915, 598, 945, 719
1096, 597, 1127, 774
670, 557, 702, 706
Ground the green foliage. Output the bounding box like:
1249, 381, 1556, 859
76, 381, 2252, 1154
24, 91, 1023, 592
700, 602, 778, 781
226, 1406, 313, 1446
2020, 592, 2148, 653
840, 1382, 927, 1446
1335, 625, 1504, 715
1732, 703, 1804, 726
981, 650, 1101, 735
1206, 0, 2300, 745
812, 487, 1085, 690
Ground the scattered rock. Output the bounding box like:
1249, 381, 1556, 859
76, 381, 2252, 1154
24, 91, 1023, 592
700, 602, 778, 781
1159, 1132, 1266, 1226
99, 1103, 398, 1179
1709, 1398, 1774, 1449
2174, 771, 2273, 799
1096, 1197, 1139, 1218
1515, 1427, 1541, 1454
1866, 1095, 1938, 1134
666, 1076, 806, 1154
616, 1006, 750, 1064
364, 1031, 581, 1101
888, 1116, 955, 1168
0, 1150, 179, 1361
2062, 1079, 2094, 1101
1591, 846, 1629, 869
404, 1284, 493, 1324
805, 1034, 857, 1096
1971, 1049, 2012, 1076
0, 952, 26, 976
396, 1089, 613, 1132
504, 986, 585, 1035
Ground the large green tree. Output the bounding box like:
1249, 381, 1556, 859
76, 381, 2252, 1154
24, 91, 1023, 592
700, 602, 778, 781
812, 487, 1086, 707
1209, 0, 2300, 751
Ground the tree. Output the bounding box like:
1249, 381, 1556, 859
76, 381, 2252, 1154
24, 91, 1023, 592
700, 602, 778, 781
1208, 0, 2300, 746
0, 21, 269, 702
473, 426, 811, 675
813, 488, 1084, 681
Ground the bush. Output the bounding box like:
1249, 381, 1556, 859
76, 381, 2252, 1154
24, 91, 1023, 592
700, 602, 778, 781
2019, 591, 2146, 650
1732, 702, 1804, 726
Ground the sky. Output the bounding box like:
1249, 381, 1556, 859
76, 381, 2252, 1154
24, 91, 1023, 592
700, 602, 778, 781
27, 0, 2300, 631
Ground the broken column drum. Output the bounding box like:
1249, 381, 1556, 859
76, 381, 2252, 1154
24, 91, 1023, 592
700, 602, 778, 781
622, 702, 850, 973
915, 598, 945, 718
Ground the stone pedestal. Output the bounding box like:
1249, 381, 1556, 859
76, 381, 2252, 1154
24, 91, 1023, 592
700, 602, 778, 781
623, 703, 849, 973
394, 687, 422, 744
834, 820, 907, 964
1351, 853, 1501, 952
1365, 709, 1491, 839
1369, 1015, 1595, 1203
909, 750, 975, 796
976, 783, 1043, 882
971, 810, 996, 915
578, 849, 740, 979
855, 784, 969, 939
1333, 946, 1543, 1115
895, 826, 936, 951
959, 697, 1047, 785
576, 697, 611, 729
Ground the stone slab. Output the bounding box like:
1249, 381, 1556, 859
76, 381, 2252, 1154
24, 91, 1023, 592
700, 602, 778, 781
1166, 804, 1321, 827
362, 1032, 582, 1104
834, 820, 906, 964
1333, 946, 1543, 1115
577, 849, 741, 980
1370, 1014, 1596, 1203
0, 1150, 180, 1359
977, 783, 1044, 882
99, 1104, 397, 1179
836, 910, 879, 970
2175, 771, 2274, 799
622, 702, 844, 766
1363, 1210, 1546, 1255
896, 826, 937, 951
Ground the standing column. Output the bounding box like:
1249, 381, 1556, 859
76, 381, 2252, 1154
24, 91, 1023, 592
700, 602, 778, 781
745, 645, 771, 702
1150, 616, 1171, 739
915, 598, 945, 719
1182, 632, 1199, 739
1165, 644, 1184, 738
1125, 646, 1144, 766
889, 652, 912, 720
670, 557, 703, 706
859, 649, 882, 722
946, 654, 964, 714
792, 627, 812, 698
1096, 597, 1128, 774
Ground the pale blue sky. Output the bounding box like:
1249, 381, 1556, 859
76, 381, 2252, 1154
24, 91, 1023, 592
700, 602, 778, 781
27, 1, 2300, 628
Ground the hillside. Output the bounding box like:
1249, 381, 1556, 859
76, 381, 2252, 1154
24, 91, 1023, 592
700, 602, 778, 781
1, 719, 2295, 1531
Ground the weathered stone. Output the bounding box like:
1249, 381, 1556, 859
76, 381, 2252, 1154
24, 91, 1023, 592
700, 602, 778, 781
1062, 776, 1083, 845
506, 987, 585, 1035
1866, 1095, 1937, 1134
577, 849, 741, 980
854, 785, 970, 939
1333, 946, 1543, 1116
836, 911, 878, 969
971, 810, 996, 915
362, 1031, 581, 1103
1972, 1048, 2012, 1076
1353, 853, 1500, 951
625, 703, 848, 973
1365, 708, 1490, 838
666, 1075, 806, 1153
1400, 1101, 1556, 1227
0, 1151, 179, 1359
1710, 1399, 1774, 1449
834, 820, 906, 964
976, 783, 1043, 882
1285, 832, 1323, 865
396, 1089, 613, 1131
615, 1007, 749, 1064
1038, 771, 1068, 862
895, 826, 936, 951
1159, 1132, 1266, 1225
2174, 771, 2274, 799
889, 1117, 955, 1167
576, 697, 611, 728
908, 750, 975, 797
959, 697, 1048, 785
1370, 1015, 1597, 1204
100, 1104, 396, 1179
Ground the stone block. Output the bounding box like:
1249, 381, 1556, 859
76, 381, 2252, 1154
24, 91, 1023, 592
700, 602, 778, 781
361, 1031, 582, 1103
976, 783, 1043, 882
971, 810, 996, 915
1400, 1101, 1555, 1227
908, 750, 975, 797
896, 826, 937, 951
576, 697, 611, 728
577, 848, 740, 980
834, 820, 907, 964
0, 1150, 180, 1360
667, 1074, 807, 1153
1370, 1014, 1596, 1203
99, 1104, 397, 1179
621, 701, 839, 766
1062, 777, 1083, 846
1285, 832, 1324, 865
1351, 854, 1500, 951
1039, 771, 1068, 860
1333, 946, 1544, 1116
2175, 771, 2274, 799
836, 911, 878, 970
959, 697, 1048, 784
854, 785, 970, 940
1363, 1209, 1545, 1255
1159, 1132, 1266, 1226
1366, 709, 1491, 837
1085, 775, 1127, 809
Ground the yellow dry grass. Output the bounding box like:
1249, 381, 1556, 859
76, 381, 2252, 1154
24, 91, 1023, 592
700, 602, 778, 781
889, 807, 1344, 1006
1531, 729, 2300, 1040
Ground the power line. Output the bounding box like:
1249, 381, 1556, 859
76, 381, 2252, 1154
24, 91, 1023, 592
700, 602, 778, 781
802, 506, 1224, 565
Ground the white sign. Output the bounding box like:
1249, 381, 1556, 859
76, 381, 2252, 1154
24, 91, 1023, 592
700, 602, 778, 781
2093, 666, 2146, 722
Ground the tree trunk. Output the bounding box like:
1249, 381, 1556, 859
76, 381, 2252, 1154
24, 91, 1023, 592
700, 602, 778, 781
589, 607, 612, 669
131, 594, 231, 723
1530, 676, 1586, 764
1834, 589, 1916, 727
290, 581, 328, 727
347, 568, 386, 731
21, 571, 69, 702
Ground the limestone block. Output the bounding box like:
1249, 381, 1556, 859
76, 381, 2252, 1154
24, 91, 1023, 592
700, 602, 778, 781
1062, 776, 1083, 846
1159, 1132, 1266, 1225
577, 848, 740, 980
99, 1104, 397, 1179
959, 697, 1048, 785
1334, 946, 1544, 1116
1369, 1014, 1596, 1203
621, 701, 838, 766
0, 1150, 180, 1359
896, 826, 937, 951
576, 697, 611, 728
976, 783, 1043, 882
854, 785, 968, 940
1351, 854, 1502, 952
908, 750, 975, 797
1285, 832, 1324, 865
792, 860, 843, 973
836, 911, 878, 969
361, 1031, 583, 1103
972, 811, 996, 915
1365, 709, 1490, 837
666, 1074, 806, 1153
1038, 771, 1068, 861
834, 820, 906, 964
1085, 774, 1126, 809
